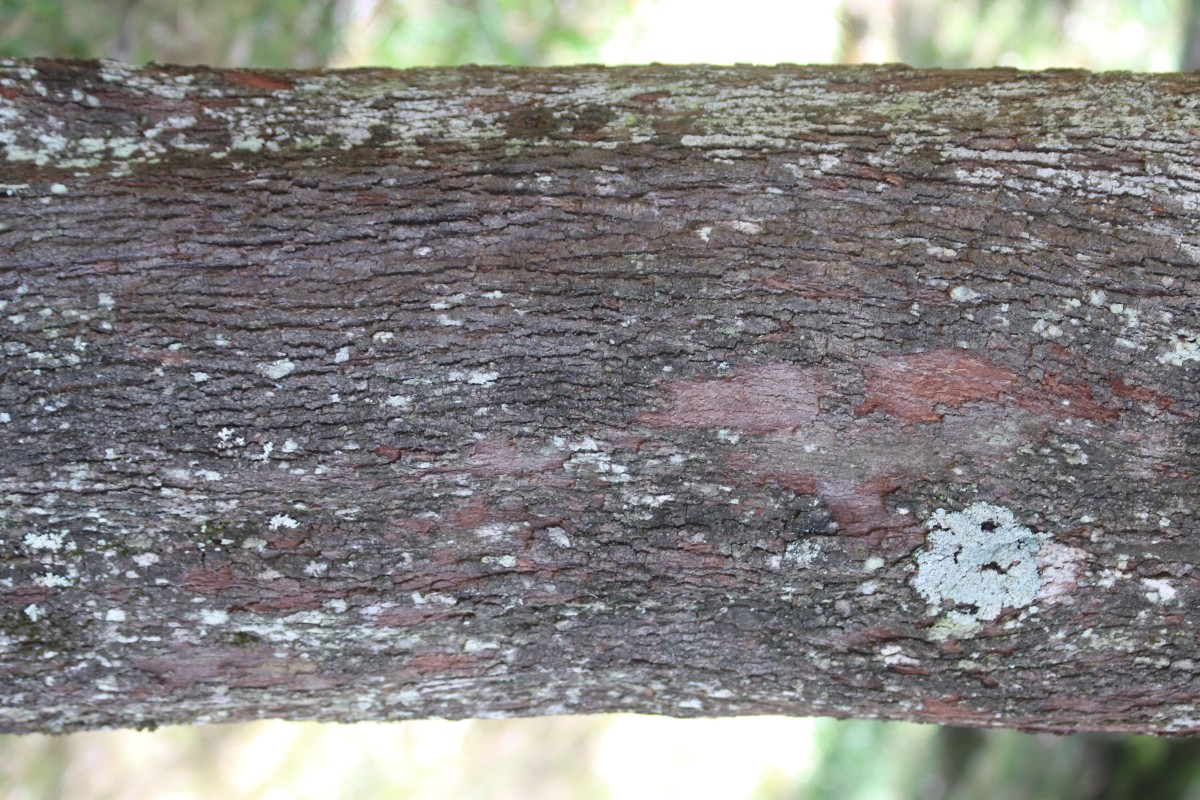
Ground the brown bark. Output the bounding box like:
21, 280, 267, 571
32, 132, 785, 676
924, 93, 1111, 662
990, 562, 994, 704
1, 59, 1199, 735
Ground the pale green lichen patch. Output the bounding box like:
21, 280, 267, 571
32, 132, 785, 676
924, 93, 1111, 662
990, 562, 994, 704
1158, 329, 1199, 366
914, 502, 1049, 639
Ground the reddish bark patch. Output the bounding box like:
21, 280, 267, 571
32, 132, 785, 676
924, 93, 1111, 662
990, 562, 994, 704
639, 364, 822, 433
821, 476, 923, 551
858, 350, 1119, 423
384, 516, 438, 542
835, 626, 908, 650
725, 452, 819, 495
184, 567, 322, 613
401, 652, 481, 677
135, 645, 336, 691
239, 580, 323, 613
762, 275, 859, 301
3, 586, 52, 606
373, 606, 462, 627
183, 565, 237, 594
1019, 375, 1119, 422
1109, 375, 1174, 411
857, 350, 1021, 423
466, 438, 564, 477
919, 695, 997, 727
135, 645, 272, 690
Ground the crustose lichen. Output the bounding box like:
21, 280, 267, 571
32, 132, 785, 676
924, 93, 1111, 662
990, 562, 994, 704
913, 502, 1049, 637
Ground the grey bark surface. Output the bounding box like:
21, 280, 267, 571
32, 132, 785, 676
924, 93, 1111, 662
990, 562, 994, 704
1, 59, 1198, 735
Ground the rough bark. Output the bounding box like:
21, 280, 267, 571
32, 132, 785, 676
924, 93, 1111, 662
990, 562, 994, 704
1, 59, 1199, 735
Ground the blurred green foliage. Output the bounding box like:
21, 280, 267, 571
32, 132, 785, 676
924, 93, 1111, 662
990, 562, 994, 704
0, 0, 632, 68
0, 0, 343, 66
794, 719, 1200, 800
359, 0, 634, 67
887, 0, 1188, 71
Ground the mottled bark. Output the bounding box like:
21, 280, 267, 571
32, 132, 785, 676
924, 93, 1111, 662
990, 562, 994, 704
1, 59, 1198, 735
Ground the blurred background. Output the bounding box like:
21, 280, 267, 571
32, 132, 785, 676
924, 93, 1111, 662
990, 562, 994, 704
3, 0, 1200, 798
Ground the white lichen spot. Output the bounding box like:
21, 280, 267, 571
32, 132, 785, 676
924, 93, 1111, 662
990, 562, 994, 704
436, 314, 463, 327
372, 331, 394, 344
879, 644, 919, 667
199, 609, 229, 625
257, 359, 296, 380
864, 556, 885, 573
545, 527, 571, 548
24, 531, 66, 551
304, 560, 328, 577
49, 182, 68, 195
1032, 318, 1064, 339
334, 346, 351, 364
482, 554, 518, 568
728, 220, 762, 235
463, 638, 500, 653
97, 292, 115, 309
783, 540, 820, 568
0, 412, 10, 423
269, 513, 299, 530
385, 395, 412, 409
281, 439, 299, 453
430, 293, 468, 310
325, 599, 348, 613
231, 133, 265, 152
697, 226, 712, 242
1157, 329, 1199, 366
192, 372, 210, 383
475, 523, 516, 539
24, 604, 42, 622
37, 571, 75, 588
949, 286, 981, 304
105, 608, 126, 622
133, 553, 159, 568
467, 370, 499, 386
1142, 578, 1177, 605
914, 502, 1049, 638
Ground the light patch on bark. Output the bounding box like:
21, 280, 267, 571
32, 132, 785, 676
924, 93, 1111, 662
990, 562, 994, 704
914, 502, 1050, 640
257, 359, 296, 380
1142, 578, 1178, 605
1158, 329, 1200, 366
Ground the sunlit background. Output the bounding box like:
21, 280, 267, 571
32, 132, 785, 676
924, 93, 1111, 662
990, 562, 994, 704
3, 1, 1200, 798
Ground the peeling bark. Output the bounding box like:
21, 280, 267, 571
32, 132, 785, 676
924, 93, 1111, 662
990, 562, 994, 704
1, 59, 1199, 735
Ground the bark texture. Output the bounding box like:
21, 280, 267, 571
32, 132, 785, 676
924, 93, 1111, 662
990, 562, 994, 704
1, 59, 1199, 735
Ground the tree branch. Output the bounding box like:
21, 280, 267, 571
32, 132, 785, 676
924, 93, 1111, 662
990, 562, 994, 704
1, 60, 1198, 734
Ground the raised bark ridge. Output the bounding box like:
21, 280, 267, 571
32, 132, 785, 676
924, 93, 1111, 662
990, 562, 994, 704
1, 59, 1198, 734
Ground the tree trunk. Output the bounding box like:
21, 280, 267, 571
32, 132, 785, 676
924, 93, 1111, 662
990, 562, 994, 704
1, 59, 1198, 735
